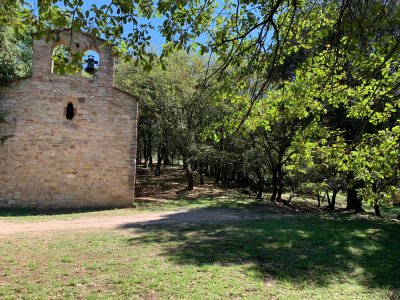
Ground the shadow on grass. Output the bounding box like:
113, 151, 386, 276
135, 197, 288, 212
119, 212, 400, 292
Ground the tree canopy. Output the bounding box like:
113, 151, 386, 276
1, 0, 399, 214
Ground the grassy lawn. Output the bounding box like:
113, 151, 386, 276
0, 207, 140, 222
0, 197, 260, 222
0, 197, 285, 223
1, 195, 399, 222
0, 216, 399, 299
365, 204, 400, 220
1, 165, 399, 299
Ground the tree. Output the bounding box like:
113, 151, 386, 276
115, 51, 219, 190
4, 0, 399, 213
210, 0, 400, 213
0, 27, 32, 86
0, 26, 32, 145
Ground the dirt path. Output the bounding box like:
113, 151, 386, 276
0, 208, 285, 236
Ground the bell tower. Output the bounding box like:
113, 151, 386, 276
31, 29, 114, 87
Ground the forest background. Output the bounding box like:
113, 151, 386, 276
0, 0, 399, 216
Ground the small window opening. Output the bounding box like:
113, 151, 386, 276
66, 102, 74, 120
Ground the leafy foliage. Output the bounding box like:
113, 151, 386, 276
115, 51, 221, 189
0, 26, 32, 85
0, 26, 32, 145
1, 0, 399, 213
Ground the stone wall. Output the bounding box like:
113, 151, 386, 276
0, 30, 138, 209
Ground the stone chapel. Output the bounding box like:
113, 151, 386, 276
0, 29, 138, 209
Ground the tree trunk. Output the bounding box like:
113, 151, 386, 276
276, 181, 284, 202
374, 203, 381, 217
326, 191, 331, 207
147, 139, 153, 166
317, 193, 321, 207
143, 143, 149, 168
329, 189, 339, 210
270, 169, 278, 201
182, 159, 187, 170
275, 166, 284, 202
136, 152, 141, 165
155, 149, 162, 176
199, 164, 204, 185
288, 193, 293, 204
184, 158, 194, 191
205, 165, 209, 177
256, 180, 263, 200
321, 192, 326, 204
346, 184, 362, 212
161, 145, 170, 165
214, 169, 221, 184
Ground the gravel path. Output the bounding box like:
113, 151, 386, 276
0, 208, 285, 236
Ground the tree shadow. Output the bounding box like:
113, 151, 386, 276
118, 211, 400, 293
134, 197, 295, 217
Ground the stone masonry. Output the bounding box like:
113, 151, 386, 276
0, 30, 138, 209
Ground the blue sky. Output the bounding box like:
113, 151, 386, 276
28, 0, 170, 52
27, 0, 273, 58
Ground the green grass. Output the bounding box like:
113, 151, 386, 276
326, 192, 400, 219
1, 195, 399, 223
134, 196, 279, 212
0, 207, 139, 222
0, 215, 399, 299
0, 197, 276, 222
364, 204, 400, 219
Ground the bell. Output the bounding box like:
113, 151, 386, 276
84, 55, 98, 75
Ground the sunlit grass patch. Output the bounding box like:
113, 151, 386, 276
0, 216, 399, 299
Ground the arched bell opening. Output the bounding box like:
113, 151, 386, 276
51, 44, 69, 74
82, 50, 100, 78
51, 44, 80, 75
